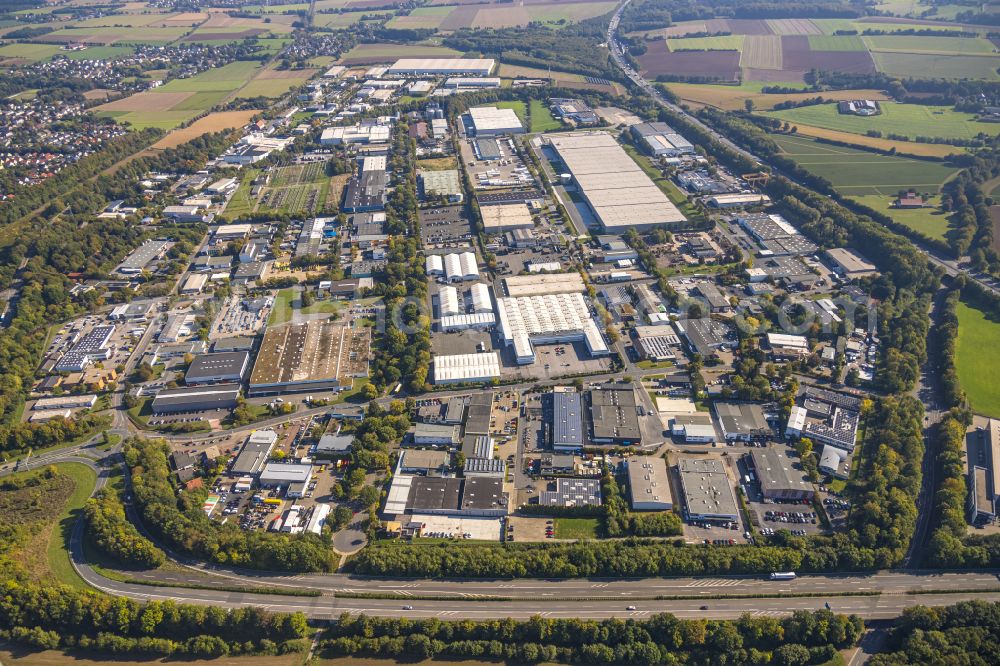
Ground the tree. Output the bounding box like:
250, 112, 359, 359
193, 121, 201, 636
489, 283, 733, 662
359, 485, 381, 509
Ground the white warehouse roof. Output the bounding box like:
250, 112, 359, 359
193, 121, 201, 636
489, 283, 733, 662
547, 132, 686, 230
469, 106, 524, 134
387, 58, 495, 76
426, 254, 444, 275
438, 285, 460, 317
433, 352, 501, 384
469, 283, 493, 313
496, 292, 609, 364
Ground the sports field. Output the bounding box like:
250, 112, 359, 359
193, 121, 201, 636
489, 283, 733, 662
955, 301, 1000, 418
765, 102, 998, 141
772, 134, 960, 195
847, 194, 950, 241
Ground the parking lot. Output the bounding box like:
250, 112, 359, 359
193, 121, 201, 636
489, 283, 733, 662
460, 138, 535, 191
499, 340, 613, 381
413, 514, 501, 541
418, 206, 473, 248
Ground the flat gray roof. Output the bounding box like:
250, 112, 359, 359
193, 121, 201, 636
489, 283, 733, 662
677, 457, 740, 520
750, 448, 812, 494
552, 391, 583, 447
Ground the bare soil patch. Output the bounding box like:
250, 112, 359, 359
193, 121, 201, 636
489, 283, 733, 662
151, 110, 259, 148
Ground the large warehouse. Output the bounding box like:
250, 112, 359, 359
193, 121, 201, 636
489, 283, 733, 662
386, 58, 495, 76
677, 457, 740, 523
248, 321, 369, 395
467, 105, 524, 136
630, 122, 695, 157
588, 385, 642, 445
496, 292, 609, 365
184, 352, 249, 385
432, 352, 501, 385
552, 389, 584, 452
151, 384, 241, 414
547, 132, 686, 231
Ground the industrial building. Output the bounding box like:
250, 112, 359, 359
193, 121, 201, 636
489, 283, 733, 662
552, 389, 584, 452
343, 167, 387, 213
320, 123, 391, 145
480, 202, 534, 233
714, 402, 770, 442
386, 58, 495, 76
671, 413, 716, 443
114, 239, 170, 275
439, 312, 495, 332
709, 193, 771, 208
248, 321, 368, 395
444, 77, 500, 88
969, 420, 1000, 522
399, 449, 451, 475
502, 273, 585, 297
630, 122, 695, 157
539, 478, 601, 507
258, 463, 313, 495
674, 318, 733, 358
432, 352, 501, 385
749, 448, 814, 501
419, 170, 463, 203
151, 384, 241, 414
550, 98, 599, 126
397, 475, 507, 517
588, 385, 641, 445
547, 132, 686, 231
184, 352, 249, 386
230, 430, 277, 476
818, 445, 851, 480
496, 292, 609, 365
464, 457, 506, 477
55, 325, 115, 372
736, 213, 817, 257
413, 423, 462, 446
632, 326, 680, 362
825, 247, 878, 279
463, 392, 493, 437
315, 434, 353, 458
626, 456, 672, 510
33, 394, 97, 411
677, 457, 740, 522
766, 333, 810, 359
441, 251, 479, 282
467, 105, 524, 136
180, 273, 208, 294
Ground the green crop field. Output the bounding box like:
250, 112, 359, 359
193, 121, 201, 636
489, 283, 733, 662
873, 52, 1000, 80
847, 194, 951, 241
806, 35, 866, 51
765, 102, 998, 141
386, 6, 453, 30
863, 34, 996, 55
772, 134, 960, 195
529, 99, 561, 132
667, 34, 745, 51
956, 301, 1000, 418
0, 42, 61, 61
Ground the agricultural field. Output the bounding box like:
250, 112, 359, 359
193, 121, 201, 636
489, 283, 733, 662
771, 134, 960, 196
847, 194, 951, 241
315, 11, 371, 29
784, 123, 962, 158
236, 65, 318, 99
37, 24, 190, 45
0, 42, 61, 62
955, 301, 1000, 419
387, 7, 454, 30
150, 110, 260, 149
95, 60, 284, 129
765, 102, 999, 142
635, 16, 997, 83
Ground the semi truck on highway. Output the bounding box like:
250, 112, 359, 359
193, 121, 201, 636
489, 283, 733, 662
769, 571, 797, 580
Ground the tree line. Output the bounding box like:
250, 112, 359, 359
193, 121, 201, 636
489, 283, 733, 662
322, 609, 863, 665
125, 438, 336, 572
0, 580, 310, 658
870, 600, 1000, 665
84, 488, 166, 569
